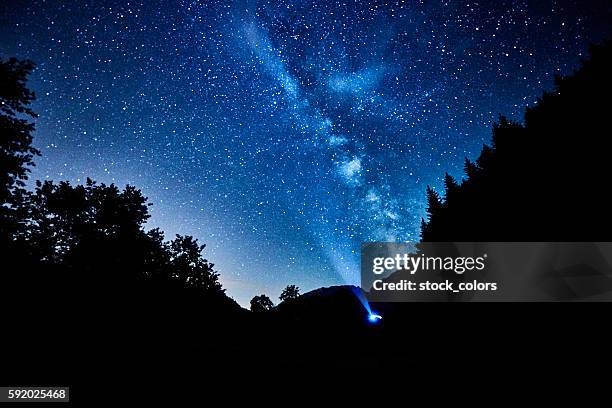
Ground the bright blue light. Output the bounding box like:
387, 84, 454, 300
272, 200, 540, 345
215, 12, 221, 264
368, 313, 382, 323
352, 287, 382, 324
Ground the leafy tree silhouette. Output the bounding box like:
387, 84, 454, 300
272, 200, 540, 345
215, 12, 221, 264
279, 285, 300, 302
0, 58, 40, 245
11, 177, 227, 303
168, 234, 223, 293
250, 294, 274, 312
22, 179, 149, 260
421, 41, 612, 242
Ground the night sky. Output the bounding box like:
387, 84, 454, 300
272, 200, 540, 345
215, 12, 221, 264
1, 0, 609, 306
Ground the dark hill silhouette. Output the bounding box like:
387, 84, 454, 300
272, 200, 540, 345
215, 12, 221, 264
421, 41, 612, 241
242, 286, 377, 368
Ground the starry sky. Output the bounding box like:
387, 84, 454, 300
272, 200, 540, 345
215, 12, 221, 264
1, 0, 610, 306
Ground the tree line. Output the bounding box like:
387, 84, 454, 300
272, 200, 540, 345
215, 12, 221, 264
421, 41, 611, 242
0, 57, 305, 314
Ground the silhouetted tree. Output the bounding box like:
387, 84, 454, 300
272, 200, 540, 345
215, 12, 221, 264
463, 158, 480, 180
22, 179, 150, 264
443, 173, 460, 203
169, 234, 223, 293
279, 285, 300, 302
0, 58, 40, 243
425, 185, 442, 220
250, 294, 274, 312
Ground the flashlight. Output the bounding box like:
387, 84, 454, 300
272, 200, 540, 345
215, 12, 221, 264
368, 313, 382, 323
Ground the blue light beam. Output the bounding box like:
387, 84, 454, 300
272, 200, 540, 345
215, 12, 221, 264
352, 287, 382, 324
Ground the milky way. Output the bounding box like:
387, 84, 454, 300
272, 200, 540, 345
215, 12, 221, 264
1, 0, 609, 305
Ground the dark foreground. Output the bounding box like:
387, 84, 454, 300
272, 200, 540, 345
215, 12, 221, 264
4, 281, 610, 401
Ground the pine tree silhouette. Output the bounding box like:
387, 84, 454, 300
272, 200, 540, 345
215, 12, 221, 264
425, 185, 442, 220
443, 173, 460, 203
421, 41, 612, 242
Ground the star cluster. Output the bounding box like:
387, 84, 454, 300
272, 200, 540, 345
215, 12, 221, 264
1, 0, 609, 305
